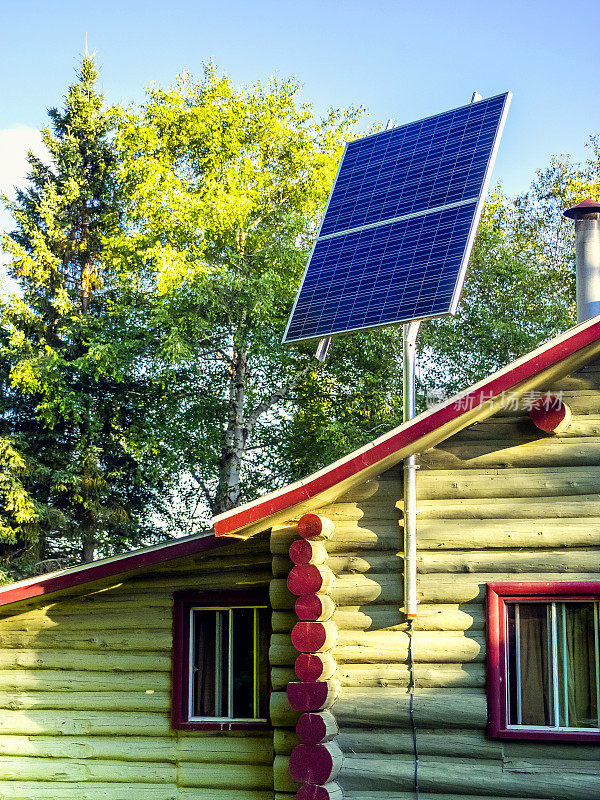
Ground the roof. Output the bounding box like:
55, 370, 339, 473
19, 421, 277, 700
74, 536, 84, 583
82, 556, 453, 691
0, 532, 231, 608
3, 313, 600, 607
213, 313, 600, 538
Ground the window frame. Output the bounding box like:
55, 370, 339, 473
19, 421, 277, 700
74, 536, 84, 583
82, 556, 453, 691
486, 581, 600, 742
172, 589, 270, 731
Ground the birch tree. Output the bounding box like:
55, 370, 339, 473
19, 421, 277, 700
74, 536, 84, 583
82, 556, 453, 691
114, 65, 402, 521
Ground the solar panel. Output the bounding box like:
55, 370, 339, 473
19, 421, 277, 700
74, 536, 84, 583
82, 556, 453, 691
283, 92, 511, 343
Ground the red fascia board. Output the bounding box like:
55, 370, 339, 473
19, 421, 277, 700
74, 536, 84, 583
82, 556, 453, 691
0, 534, 232, 608
214, 317, 600, 536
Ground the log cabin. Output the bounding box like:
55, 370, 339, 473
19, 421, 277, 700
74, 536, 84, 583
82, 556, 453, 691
0, 308, 599, 799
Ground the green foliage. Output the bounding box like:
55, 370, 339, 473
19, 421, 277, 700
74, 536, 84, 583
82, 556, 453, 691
0, 55, 170, 569
112, 65, 600, 529
282, 330, 404, 478
115, 63, 360, 314
112, 65, 404, 524
3, 53, 599, 559
0, 437, 39, 543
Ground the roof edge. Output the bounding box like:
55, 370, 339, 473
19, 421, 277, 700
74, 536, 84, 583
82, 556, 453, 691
0, 532, 231, 608
214, 314, 600, 538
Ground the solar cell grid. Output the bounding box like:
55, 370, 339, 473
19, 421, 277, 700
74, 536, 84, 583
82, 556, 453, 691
319, 94, 505, 238
283, 92, 511, 343
285, 203, 476, 341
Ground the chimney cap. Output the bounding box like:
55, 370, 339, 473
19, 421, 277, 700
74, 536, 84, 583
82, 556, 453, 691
564, 198, 600, 219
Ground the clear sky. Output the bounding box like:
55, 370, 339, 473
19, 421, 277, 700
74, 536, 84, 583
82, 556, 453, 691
1, 0, 599, 236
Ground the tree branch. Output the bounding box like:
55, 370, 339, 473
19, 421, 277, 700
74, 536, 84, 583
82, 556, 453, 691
244, 362, 313, 435
190, 470, 215, 515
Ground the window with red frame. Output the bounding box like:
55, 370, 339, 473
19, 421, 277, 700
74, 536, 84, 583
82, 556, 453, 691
172, 591, 269, 730
487, 583, 600, 742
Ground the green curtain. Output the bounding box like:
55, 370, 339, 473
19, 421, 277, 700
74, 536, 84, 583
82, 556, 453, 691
560, 603, 598, 728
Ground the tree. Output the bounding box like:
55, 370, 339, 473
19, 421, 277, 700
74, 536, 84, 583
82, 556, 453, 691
6, 57, 596, 558
112, 65, 407, 528
1, 55, 170, 569
281, 330, 404, 480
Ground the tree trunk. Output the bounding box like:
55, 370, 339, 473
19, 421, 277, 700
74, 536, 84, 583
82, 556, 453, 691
81, 530, 95, 563
215, 344, 248, 515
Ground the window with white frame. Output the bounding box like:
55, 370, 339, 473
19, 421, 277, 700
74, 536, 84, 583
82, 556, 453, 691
172, 592, 270, 730
189, 606, 269, 721
506, 601, 599, 730
487, 584, 600, 741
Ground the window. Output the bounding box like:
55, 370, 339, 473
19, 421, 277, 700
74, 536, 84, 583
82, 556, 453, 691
487, 583, 600, 742
172, 591, 270, 730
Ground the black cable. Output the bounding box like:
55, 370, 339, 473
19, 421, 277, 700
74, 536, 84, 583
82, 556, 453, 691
407, 618, 420, 799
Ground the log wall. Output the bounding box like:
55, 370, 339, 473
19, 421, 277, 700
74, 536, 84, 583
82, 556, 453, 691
0, 534, 274, 800
270, 360, 600, 800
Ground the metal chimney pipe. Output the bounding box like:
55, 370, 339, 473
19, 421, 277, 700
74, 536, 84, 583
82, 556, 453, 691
564, 199, 600, 323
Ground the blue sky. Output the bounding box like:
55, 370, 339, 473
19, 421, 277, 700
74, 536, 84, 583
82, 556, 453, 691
1, 0, 599, 233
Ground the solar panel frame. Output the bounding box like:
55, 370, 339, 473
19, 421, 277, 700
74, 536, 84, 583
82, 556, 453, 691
283, 91, 512, 343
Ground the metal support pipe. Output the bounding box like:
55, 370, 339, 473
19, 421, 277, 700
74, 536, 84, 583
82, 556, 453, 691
403, 321, 420, 620
315, 336, 332, 362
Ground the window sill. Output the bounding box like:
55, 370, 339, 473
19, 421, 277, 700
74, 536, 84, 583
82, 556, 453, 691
171, 719, 271, 732
491, 727, 600, 743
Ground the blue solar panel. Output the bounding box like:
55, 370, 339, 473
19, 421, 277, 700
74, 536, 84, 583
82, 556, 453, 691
283, 92, 511, 343
285, 204, 476, 341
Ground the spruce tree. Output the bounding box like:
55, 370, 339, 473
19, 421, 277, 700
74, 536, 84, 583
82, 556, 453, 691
1, 55, 166, 570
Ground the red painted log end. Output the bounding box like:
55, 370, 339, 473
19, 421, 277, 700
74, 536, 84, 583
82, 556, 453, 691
287, 564, 324, 596
297, 710, 339, 744
295, 652, 337, 682
295, 593, 335, 622
296, 782, 343, 800
287, 680, 340, 712
288, 564, 333, 596
295, 594, 325, 621
298, 514, 334, 540
289, 539, 326, 565
529, 396, 572, 433
292, 620, 337, 653
287, 681, 329, 712
289, 742, 343, 785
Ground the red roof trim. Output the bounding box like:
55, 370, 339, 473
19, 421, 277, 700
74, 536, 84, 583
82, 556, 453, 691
5, 317, 600, 605
214, 316, 600, 536
0, 534, 231, 608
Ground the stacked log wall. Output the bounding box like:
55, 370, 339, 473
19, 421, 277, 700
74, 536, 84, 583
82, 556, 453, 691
0, 535, 274, 800
271, 360, 600, 800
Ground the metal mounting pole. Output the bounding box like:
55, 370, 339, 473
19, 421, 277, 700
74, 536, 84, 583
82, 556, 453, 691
315, 336, 332, 362
403, 320, 420, 619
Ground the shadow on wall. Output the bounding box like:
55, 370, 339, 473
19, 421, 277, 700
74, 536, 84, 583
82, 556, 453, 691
328, 467, 483, 694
